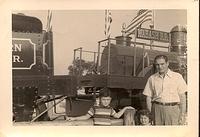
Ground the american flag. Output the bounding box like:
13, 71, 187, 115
125, 10, 153, 35
104, 10, 112, 39
46, 10, 52, 32
137, 9, 148, 16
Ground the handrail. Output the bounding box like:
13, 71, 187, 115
31, 96, 68, 122
100, 37, 170, 50
73, 37, 170, 76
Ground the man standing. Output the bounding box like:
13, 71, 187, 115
143, 55, 187, 125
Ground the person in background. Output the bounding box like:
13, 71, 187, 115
138, 109, 152, 126
66, 87, 134, 126
143, 55, 187, 125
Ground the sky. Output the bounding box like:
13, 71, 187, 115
13, 10, 187, 75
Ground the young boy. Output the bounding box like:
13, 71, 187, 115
66, 87, 134, 125
138, 109, 152, 126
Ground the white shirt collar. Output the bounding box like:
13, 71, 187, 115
156, 69, 172, 78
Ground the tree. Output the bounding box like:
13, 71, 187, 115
68, 58, 96, 76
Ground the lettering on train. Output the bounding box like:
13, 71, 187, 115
12, 43, 23, 63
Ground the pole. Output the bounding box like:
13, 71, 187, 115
107, 39, 111, 75
73, 49, 76, 75
97, 42, 101, 73
142, 44, 145, 77
150, 10, 155, 50
79, 47, 82, 76
94, 52, 96, 66
133, 28, 137, 76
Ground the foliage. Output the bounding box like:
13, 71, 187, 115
68, 58, 96, 76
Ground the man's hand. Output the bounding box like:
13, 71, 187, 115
178, 113, 187, 125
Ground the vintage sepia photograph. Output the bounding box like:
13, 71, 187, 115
12, 10, 188, 126
0, 1, 198, 136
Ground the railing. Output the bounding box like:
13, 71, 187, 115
73, 37, 170, 77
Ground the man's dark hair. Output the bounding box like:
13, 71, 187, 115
99, 87, 111, 98
154, 55, 168, 63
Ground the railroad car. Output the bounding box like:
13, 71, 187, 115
12, 13, 187, 123
12, 14, 77, 122
77, 26, 187, 110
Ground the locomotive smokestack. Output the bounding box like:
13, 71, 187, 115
115, 36, 132, 46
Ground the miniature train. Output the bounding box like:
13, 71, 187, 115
12, 13, 187, 122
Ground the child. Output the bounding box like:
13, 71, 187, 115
66, 87, 134, 125
138, 109, 152, 126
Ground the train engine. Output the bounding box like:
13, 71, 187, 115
76, 25, 187, 110
12, 14, 77, 122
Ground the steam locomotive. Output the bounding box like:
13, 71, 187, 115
12, 14, 77, 122
12, 13, 187, 122
77, 26, 187, 110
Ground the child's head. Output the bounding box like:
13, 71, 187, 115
138, 109, 151, 125
99, 87, 112, 107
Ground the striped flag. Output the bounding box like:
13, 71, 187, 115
125, 10, 153, 35
137, 9, 148, 16
46, 10, 52, 32
104, 10, 112, 39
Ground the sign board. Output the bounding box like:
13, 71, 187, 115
137, 28, 170, 43
12, 38, 36, 69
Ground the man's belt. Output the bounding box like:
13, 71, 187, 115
153, 101, 179, 106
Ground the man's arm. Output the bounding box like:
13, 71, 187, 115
177, 73, 187, 114
146, 96, 152, 112
179, 93, 187, 114
177, 74, 187, 125
178, 93, 187, 125
143, 77, 153, 112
